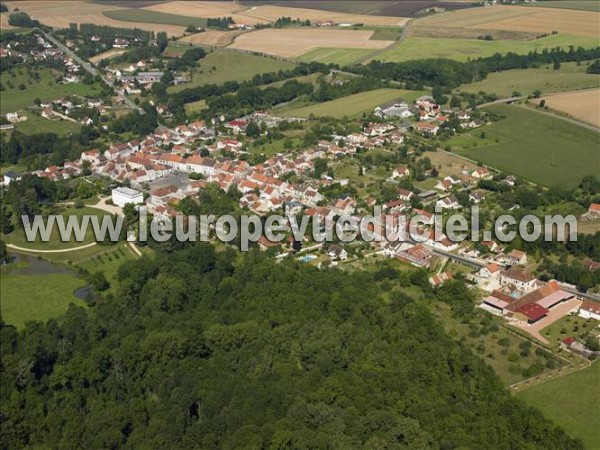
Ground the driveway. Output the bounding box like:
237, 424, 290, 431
512, 298, 582, 344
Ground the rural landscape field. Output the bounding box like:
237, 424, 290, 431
0, 1, 599, 449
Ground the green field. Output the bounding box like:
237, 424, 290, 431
372, 34, 600, 62
14, 113, 81, 136
279, 88, 426, 118
449, 104, 600, 188
168, 50, 296, 92
0, 68, 102, 115
296, 47, 377, 66
103, 8, 206, 27
184, 99, 207, 114
518, 362, 600, 449
522, 0, 600, 11
3, 207, 111, 251
1, 269, 87, 329
456, 62, 600, 97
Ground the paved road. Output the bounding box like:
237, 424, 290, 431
42, 30, 144, 114
476, 96, 525, 109
7, 242, 97, 253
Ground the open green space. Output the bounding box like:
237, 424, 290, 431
1, 269, 87, 329
0, 68, 102, 115
518, 362, 600, 449
522, 1, 600, 12
14, 113, 81, 136
456, 62, 600, 97
296, 47, 377, 66
279, 88, 426, 118
168, 50, 296, 92
540, 314, 599, 349
103, 8, 206, 27
77, 243, 138, 289
448, 104, 600, 188
3, 206, 112, 251
372, 34, 600, 62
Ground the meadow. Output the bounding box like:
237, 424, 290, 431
0, 270, 87, 329
372, 34, 600, 62
167, 50, 295, 93
0, 67, 102, 115
279, 88, 426, 118
456, 62, 600, 97
296, 47, 376, 66
518, 362, 600, 449
448, 104, 600, 188
14, 113, 81, 136
522, 1, 600, 12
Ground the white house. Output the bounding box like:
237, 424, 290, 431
392, 166, 410, 179
112, 187, 143, 207
578, 300, 600, 321
499, 267, 536, 293
328, 245, 348, 261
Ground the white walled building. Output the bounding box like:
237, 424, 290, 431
112, 187, 143, 207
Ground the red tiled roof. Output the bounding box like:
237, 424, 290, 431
515, 303, 548, 322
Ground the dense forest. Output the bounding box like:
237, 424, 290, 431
0, 245, 582, 449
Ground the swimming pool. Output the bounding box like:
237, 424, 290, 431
298, 255, 317, 263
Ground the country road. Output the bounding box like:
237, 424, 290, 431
353, 19, 414, 65
41, 30, 144, 114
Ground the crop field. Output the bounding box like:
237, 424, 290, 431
3, 1, 185, 36
229, 28, 394, 58
103, 8, 207, 27
296, 47, 376, 66
0, 68, 103, 115
518, 362, 600, 450
530, 89, 600, 128
522, 1, 600, 12
372, 33, 600, 62
88, 48, 128, 64
416, 5, 600, 38
448, 104, 599, 188
239, 1, 474, 18
178, 29, 248, 47
279, 88, 426, 119
456, 62, 600, 97
168, 50, 295, 92
147, 1, 408, 26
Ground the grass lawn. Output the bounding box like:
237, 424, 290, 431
0, 68, 103, 115
14, 113, 81, 136
456, 62, 600, 97
77, 243, 138, 291
168, 50, 295, 92
540, 314, 599, 349
296, 47, 378, 66
518, 362, 600, 449
103, 8, 206, 27
373, 34, 600, 62
1, 271, 87, 329
3, 206, 113, 251
448, 104, 600, 188
279, 88, 426, 119
184, 99, 207, 115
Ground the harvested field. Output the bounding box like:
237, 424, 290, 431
145, 1, 407, 26
3, 1, 186, 36
179, 30, 248, 47
240, 1, 474, 18
89, 48, 127, 64
531, 89, 600, 128
416, 5, 600, 38
229, 28, 394, 58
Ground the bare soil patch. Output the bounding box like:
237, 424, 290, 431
179, 30, 248, 47
228, 28, 394, 58
89, 48, 128, 64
